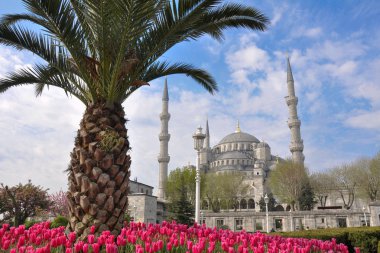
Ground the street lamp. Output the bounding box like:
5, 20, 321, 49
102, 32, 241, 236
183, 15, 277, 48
264, 194, 269, 233
193, 126, 206, 224
133, 205, 137, 222
363, 206, 368, 226
289, 209, 293, 231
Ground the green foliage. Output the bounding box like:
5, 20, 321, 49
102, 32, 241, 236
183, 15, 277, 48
24, 220, 38, 229
165, 165, 205, 205
258, 193, 277, 212
167, 174, 194, 225
219, 225, 230, 230
204, 171, 249, 212
50, 216, 69, 228
0, 0, 269, 105
0, 180, 51, 226
298, 182, 316, 211
274, 226, 380, 253
269, 159, 309, 210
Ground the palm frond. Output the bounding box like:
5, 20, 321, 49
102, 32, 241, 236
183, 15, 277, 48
0, 64, 88, 104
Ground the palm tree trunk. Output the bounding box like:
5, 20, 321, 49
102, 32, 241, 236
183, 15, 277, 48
66, 102, 130, 238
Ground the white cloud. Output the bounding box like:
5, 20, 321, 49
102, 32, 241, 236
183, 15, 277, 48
345, 110, 380, 130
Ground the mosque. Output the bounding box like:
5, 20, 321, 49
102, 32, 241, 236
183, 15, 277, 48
156, 57, 305, 212
127, 58, 380, 231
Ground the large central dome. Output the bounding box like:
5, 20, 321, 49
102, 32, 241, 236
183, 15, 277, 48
218, 131, 259, 145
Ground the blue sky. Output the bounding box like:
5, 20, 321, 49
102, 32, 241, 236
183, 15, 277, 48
0, 1, 379, 193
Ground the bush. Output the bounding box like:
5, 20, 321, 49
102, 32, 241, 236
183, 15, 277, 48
50, 216, 68, 228
274, 226, 380, 253
24, 220, 38, 229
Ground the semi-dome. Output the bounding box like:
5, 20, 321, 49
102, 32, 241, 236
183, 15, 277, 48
218, 132, 259, 145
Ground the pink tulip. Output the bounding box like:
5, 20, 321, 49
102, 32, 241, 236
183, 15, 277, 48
92, 243, 100, 253
88, 235, 95, 244
90, 226, 96, 234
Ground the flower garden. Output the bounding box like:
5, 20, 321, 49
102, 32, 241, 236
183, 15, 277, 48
0, 221, 355, 253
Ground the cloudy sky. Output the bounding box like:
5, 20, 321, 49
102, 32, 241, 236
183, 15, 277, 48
0, 1, 379, 194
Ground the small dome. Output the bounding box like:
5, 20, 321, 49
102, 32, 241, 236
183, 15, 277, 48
218, 132, 259, 145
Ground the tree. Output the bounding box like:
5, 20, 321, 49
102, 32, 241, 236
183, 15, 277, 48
0, 180, 51, 226
329, 163, 358, 210
258, 193, 276, 212
49, 190, 69, 217
298, 181, 316, 211
268, 159, 309, 211
166, 166, 197, 225
167, 180, 194, 225
354, 154, 380, 202
0, 0, 268, 236
165, 165, 206, 205
204, 171, 249, 212
309, 172, 334, 207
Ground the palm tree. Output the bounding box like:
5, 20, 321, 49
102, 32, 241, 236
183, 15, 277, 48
0, 0, 268, 236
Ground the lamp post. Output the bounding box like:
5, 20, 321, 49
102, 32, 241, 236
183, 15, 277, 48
264, 194, 269, 233
289, 209, 293, 231
193, 126, 206, 224
133, 205, 137, 222
363, 206, 368, 226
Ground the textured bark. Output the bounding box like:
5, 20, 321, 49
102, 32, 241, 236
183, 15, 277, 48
67, 103, 130, 238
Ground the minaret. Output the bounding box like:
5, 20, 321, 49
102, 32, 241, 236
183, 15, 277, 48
204, 119, 210, 149
285, 57, 305, 164
157, 78, 170, 200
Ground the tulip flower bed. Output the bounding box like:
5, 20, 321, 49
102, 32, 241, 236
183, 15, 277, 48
0, 221, 354, 253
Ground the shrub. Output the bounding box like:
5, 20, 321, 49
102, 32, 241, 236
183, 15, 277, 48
274, 226, 380, 253
24, 220, 38, 229
50, 216, 68, 228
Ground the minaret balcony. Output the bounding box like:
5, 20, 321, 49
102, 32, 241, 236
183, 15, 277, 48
160, 113, 171, 120
159, 133, 171, 141
289, 141, 304, 152
287, 118, 301, 127
285, 96, 298, 106
158, 156, 170, 163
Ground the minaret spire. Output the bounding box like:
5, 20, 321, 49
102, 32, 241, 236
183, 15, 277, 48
285, 57, 305, 164
204, 119, 210, 149
157, 78, 170, 200
235, 120, 241, 133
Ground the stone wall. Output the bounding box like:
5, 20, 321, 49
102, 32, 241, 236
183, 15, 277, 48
128, 194, 157, 223
129, 180, 153, 196
203, 209, 372, 232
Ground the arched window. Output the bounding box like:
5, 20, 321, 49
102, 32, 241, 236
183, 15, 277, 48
248, 199, 255, 209
240, 199, 247, 209
286, 205, 291, 211
274, 205, 285, 211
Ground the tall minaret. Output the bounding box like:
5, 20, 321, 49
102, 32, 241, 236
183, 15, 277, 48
157, 78, 170, 200
285, 57, 305, 164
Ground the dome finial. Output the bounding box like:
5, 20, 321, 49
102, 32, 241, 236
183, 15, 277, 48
235, 120, 241, 133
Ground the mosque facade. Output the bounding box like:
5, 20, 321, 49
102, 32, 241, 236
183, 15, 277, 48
157, 57, 305, 212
